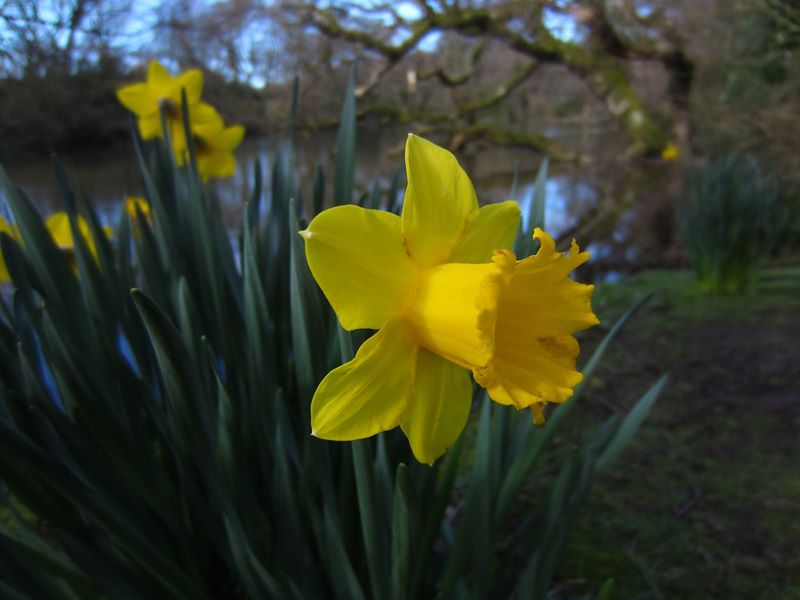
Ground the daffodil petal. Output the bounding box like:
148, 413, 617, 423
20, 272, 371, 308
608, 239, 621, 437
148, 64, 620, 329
147, 60, 173, 99
176, 69, 203, 104
311, 319, 415, 440
401, 135, 479, 267
44, 213, 99, 257
508, 230, 598, 336
116, 83, 155, 117
191, 102, 223, 129
198, 151, 236, 181
214, 125, 245, 151
138, 114, 162, 140
303, 205, 416, 331
45, 213, 73, 249
402, 350, 472, 464
480, 335, 584, 410
450, 200, 521, 263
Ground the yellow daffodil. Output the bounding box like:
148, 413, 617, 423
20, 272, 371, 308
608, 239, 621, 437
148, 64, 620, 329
45, 212, 112, 262
125, 196, 152, 239
125, 196, 151, 225
116, 60, 221, 160
0, 216, 19, 283
195, 123, 244, 181
661, 142, 680, 161
301, 135, 599, 464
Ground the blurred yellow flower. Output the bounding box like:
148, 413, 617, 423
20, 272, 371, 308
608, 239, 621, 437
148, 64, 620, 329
301, 135, 599, 464
661, 142, 680, 161
116, 60, 221, 160
195, 124, 244, 181
45, 212, 112, 261
125, 196, 151, 225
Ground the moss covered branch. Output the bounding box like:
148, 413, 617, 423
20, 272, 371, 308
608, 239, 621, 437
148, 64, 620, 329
290, 1, 693, 157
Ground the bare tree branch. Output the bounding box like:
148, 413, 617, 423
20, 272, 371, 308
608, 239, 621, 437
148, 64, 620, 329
285, 0, 691, 158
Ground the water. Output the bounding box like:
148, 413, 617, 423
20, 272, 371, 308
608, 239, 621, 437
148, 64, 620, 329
0, 127, 668, 280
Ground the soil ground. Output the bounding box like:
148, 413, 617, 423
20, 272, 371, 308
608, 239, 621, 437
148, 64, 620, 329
556, 269, 800, 599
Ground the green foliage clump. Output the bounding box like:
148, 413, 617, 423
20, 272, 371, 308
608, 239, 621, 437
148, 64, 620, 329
0, 80, 664, 598
677, 154, 782, 293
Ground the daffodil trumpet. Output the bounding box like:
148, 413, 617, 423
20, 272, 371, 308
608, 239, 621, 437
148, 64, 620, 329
301, 135, 599, 464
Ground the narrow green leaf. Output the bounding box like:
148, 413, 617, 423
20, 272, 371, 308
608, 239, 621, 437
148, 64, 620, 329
596, 578, 615, 600
313, 163, 326, 216
389, 165, 404, 215
322, 506, 367, 600
288, 198, 326, 406
510, 159, 520, 200
595, 374, 669, 473
391, 463, 415, 600
334, 66, 357, 205
289, 74, 300, 136
352, 441, 389, 599
410, 436, 462, 598
130, 288, 210, 453
530, 157, 548, 232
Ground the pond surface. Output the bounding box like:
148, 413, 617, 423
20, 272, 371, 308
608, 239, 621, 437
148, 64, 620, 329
0, 125, 674, 280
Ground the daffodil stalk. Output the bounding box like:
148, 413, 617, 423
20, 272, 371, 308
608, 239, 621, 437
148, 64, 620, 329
302, 135, 599, 464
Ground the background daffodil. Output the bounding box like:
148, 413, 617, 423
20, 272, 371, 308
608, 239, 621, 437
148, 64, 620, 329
195, 123, 245, 181
661, 142, 680, 161
116, 60, 221, 160
45, 212, 112, 262
302, 134, 599, 464
125, 196, 151, 224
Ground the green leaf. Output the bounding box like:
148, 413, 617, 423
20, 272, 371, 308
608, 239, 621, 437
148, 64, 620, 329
595, 374, 669, 473
530, 157, 548, 232
596, 578, 615, 600
510, 159, 521, 200
391, 463, 415, 600
334, 66, 357, 205
289, 74, 300, 135
352, 441, 389, 599
322, 505, 367, 600
313, 163, 325, 216
288, 198, 327, 407
130, 288, 210, 453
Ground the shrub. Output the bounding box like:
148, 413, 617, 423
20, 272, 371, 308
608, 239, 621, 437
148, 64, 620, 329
677, 154, 782, 293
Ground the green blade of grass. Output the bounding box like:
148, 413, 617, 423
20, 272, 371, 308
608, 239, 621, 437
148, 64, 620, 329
334, 66, 356, 205
595, 374, 669, 473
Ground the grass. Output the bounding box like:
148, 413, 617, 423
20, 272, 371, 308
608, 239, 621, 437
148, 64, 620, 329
553, 269, 800, 599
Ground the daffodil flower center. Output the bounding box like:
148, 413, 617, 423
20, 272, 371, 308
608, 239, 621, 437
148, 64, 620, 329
403, 250, 515, 373
158, 97, 179, 117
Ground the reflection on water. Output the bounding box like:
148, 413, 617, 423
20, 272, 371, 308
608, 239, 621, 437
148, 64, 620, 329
0, 127, 672, 281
